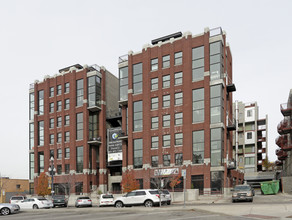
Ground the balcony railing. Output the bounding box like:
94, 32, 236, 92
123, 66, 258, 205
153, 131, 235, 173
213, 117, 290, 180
87, 136, 102, 145
209, 27, 223, 37
227, 118, 236, 131
275, 135, 288, 147
277, 119, 292, 135
276, 149, 288, 160
119, 54, 128, 64
280, 103, 292, 116
275, 160, 283, 166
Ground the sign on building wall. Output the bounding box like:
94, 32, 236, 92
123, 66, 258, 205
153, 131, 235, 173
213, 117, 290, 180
107, 127, 123, 162
154, 168, 179, 176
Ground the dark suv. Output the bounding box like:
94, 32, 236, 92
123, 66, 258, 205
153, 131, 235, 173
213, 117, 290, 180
232, 185, 254, 202
52, 195, 67, 207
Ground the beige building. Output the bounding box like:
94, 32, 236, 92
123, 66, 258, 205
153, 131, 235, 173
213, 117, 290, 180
0, 178, 29, 203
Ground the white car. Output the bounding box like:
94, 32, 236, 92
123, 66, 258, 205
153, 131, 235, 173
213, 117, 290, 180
114, 189, 166, 208
99, 194, 114, 207
9, 195, 27, 204
0, 203, 20, 215
161, 189, 171, 205
18, 197, 53, 209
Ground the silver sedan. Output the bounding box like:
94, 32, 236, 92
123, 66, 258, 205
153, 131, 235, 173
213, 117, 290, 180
0, 203, 20, 215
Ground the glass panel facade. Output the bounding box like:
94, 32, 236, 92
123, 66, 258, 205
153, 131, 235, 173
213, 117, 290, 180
76, 79, 84, 106
38, 90, 44, 115
193, 130, 204, 164
211, 128, 223, 166
29, 123, 34, 150
192, 46, 204, 81
88, 75, 101, 107
38, 121, 44, 146
119, 66, 128, 100
210, 85, 223, 124
210, 41, 223, 81
29, 153, 34, 180
76, 112, 83, 140
38, 152, 44, 174
76, 146, 83, 173
133, 139, 143, 169
133, 63, 143, 94
89, 112, 99, 140
29, 92, 34, 120
133, 101, 143, 132
192, 88, 204, 123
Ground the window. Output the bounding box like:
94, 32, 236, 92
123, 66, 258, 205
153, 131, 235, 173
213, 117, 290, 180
57, 165, 62, 175
193, 130, 204, 164
245, 157, 255, 165
29, 153, 34, 180
247, 109, 253, 117
29, 123, 34, 150
65, 131, 70, 142
57, 101, 62, 111
163, 114, 170, 127
151, 97, 158, 110
49, 118, 54, 129
75, 182, 83, 194
163, 134, 170, 147
57, 133, 62, 143
57, 117, 62, 127
245, 145, 255, 153
151, 136, 159, 149
50, 134, 54, 145
57, 85, 62, 95
38, 90, 44, 115
29, 92, 34, 120
211, 128, 223, 166
211, 171, 223, 194
175, 153, 183, 165
191, 175, 204, 195
65, 148, 70, 158
65, 99, 70, 109
162, 75, 170, 88
65, 82, 70, 93
175, 133, 183, 146
133, 101, 143, 132
64, 115, 70, 126
76, 79, 84, 106
151, 58, 158, 71
133, 63, 143, 94
38, 121, 44, 146
38, 152, 44, 174
192, 46, 204, 81
151, 156, 158, 167
50, 87, 54, 97
192, 88, 204, 123
119, 66, 128, 101
76, 113, 83, 140
89, 112, 99, 141
163, 155, 170, 166
133, 139, 143, 169
175, 92, 183, 106
57, 149, 62, 159
65, 164, 70, 174
76, 146, 83, 173
175, 112, 183, 125
163, 94, 170, 108
247, 132, 252, 139
151, 116, 159, 129
210, 41, 223, 80
151, 78, 158, 90
88, 75, 101, 107
162, 55, 170, 68
49, 103, 54, 113
210, 85, 223, 124
175, 51, 182, 65
174, 72, 183, 85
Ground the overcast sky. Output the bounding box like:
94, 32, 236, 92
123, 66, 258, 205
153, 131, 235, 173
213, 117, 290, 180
0, 0, 291, 179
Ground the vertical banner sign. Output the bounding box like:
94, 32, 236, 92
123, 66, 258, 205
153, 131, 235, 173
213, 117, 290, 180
107, 127, 123, 162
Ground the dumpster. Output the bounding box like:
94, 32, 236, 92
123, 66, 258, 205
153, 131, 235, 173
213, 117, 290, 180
260, 180, 280, 195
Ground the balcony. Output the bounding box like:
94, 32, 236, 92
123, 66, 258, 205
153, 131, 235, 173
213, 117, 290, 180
257, 136, 266, 142
119, 54, 128, 64
280, 103, 292, 116
87, 101, 102, 112
275, 160, 283, 166
275, 135, 288, 147
87, 137, 102, 145
118, 99, 128, 107
276, 149, 288, 160
118, 131, 128, 141
227, 118, 236, 131
277, 119, 292, 135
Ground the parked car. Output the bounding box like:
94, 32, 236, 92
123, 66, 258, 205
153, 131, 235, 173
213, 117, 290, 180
18, 197, 53, 209
114, 189, 166, 208
52, 195, 67, 207
75, 196, 92, 208
0, 203, 20, 215
161, 189, 171, 205
99, 194, 114, 207
9, 195, 27, 204
232, 185, 254, 203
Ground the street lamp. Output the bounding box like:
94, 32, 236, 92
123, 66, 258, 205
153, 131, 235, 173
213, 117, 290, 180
48, 157, 56, 196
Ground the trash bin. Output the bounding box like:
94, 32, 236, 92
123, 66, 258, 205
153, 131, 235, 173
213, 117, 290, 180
260, 180, 280, 195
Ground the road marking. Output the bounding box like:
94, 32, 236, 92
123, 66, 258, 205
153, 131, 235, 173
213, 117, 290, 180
169, 215, 220, 220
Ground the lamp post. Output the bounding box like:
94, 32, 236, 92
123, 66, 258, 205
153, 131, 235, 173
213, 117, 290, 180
48, 157, 56, 196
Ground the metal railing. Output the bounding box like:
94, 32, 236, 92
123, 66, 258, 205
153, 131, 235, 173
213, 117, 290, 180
119, 54, 128, 64
209, 27, 223, 37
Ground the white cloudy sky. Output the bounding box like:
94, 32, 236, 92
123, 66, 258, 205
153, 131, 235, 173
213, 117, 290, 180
0, 0, 291, 179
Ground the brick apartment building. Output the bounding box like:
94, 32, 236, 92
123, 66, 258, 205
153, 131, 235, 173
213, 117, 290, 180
118, 27, 243, 195
29, 64, 119, 195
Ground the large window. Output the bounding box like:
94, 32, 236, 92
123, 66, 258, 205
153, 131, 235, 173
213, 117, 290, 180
151, 58, 158, 71
192, 46, 204, 81
175, 112, 183, 126
89, 113, 99, 140
191, 175, 204, 195
163, 154, 170, 166
175, 92, 183, 106
193, 130, 204, 164
210, 85, 223, 124
175, 153, 183, 165
162, 55, 170, 68
151, 78, 158, 90
29, 93, 34, 120
245, 156, 255, 165
162, 75, 170, 88
163, 94, 170, 108
163, 134, 171, 147
211, 171, 223, 194
76, 79, 84, 106
119, 66, 128, 101
175, 51, 182, 66
192, 88, 204, 123
38, 90, 44, 115
163, 114, 170, 127
38, 152, 44, 174
151, 156, 158, 167
151, 97, 158, 110
211, 128, 223, 166
88, 75, 101, 107
151, 116, 159, 129
76, 113, 83, 140
151, 136, 159, 149
133, 63, 143, 94
29, 153, 34, 180
29, 123, 34, 150
210, 41, 223, 81
133, 101, 143, 132
76, 146, 83, 173
174, 72, 183, 85
38, 121, 44, 146
133, 139, 143, 169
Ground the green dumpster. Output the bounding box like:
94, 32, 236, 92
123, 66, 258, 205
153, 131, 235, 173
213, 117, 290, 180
260, 180, 279, 195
